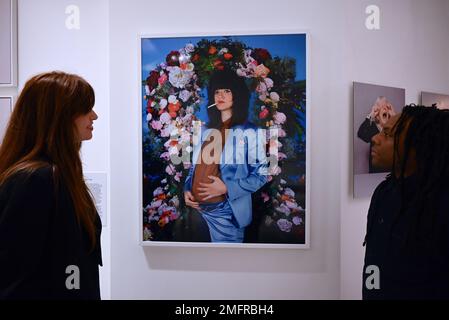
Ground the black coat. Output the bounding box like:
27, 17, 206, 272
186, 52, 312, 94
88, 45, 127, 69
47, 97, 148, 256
0, 166, 102, 300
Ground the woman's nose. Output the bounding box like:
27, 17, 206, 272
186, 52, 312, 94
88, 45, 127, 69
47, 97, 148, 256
91, 110, 98, 120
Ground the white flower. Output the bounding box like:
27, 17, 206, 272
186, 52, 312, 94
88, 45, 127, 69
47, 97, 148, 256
270, 92, 280, 102
179, 90, 192, 102
186, 146, 193, 153
168, 95, 177, 104
161, 178, 167, 184
185, 43, 194, 53
178, 53, 190, 64
146, 113, 152, 122
167, 66, 193, 89
259, 94, 267, 102
278, 128, 287, 137
150, 199, 162, 209
218, 48, 229, 55
185, 63, 194, 72
277, 219, 293, 232
280, 179, 287, 185
160, 112, 171, 125
145, 85, 150, 95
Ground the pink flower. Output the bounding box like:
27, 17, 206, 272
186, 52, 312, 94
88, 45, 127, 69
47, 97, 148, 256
264, 78, 274, 89
160, 112, 171, 125
292, 216, 303, 226
151, 120, 163, 131
259, 108, 269, 119
278, 152, 287, 161
278, 128, 287, 137
165, 164, 175, 175
273, 112, 287, 125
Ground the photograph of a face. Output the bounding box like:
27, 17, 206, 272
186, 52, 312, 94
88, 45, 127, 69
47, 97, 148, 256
421, 91, 449, 110
353, 82, 405, 198
141, 33, 308, 246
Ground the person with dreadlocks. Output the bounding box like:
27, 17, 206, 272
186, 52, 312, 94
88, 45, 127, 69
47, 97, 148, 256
362, 104, 449, 300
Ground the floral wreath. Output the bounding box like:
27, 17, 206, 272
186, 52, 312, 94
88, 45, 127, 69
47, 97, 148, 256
142, 38, 306, 241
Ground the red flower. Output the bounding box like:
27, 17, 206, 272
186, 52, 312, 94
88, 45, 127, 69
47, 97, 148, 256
223, 53, 233, 60
146, 71, 159, 91
213, 59, 224, 70
166, 50, 180, 66
259, 108, 269, 119
252, 48, 272, 64
208, 46, 217, 55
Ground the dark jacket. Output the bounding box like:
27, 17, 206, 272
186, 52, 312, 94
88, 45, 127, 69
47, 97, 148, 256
363, 175, 449, 300
0, 166, 102, 300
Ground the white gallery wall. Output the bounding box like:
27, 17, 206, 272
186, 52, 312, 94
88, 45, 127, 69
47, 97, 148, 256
15, 0, 449, 299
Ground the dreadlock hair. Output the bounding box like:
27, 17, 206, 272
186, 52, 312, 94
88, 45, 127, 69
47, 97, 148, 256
206, 68, 250, 129
390, 104, 449, 249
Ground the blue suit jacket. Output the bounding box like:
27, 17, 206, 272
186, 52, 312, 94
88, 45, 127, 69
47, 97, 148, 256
184, 122, 268, 228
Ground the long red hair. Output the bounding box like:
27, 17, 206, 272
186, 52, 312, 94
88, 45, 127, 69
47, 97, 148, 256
0, 71, 98, 248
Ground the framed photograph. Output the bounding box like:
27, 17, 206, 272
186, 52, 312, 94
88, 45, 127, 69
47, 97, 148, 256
0, 96, 13, 140
139, 31, 310, 248
421, 91, 449, 110
0, 0, 18, 87
353, 82, 405, 198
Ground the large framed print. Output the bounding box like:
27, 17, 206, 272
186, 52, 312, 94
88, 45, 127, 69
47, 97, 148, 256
353, 82, 405, 198
0, 96, 13, 140
0, 0, 18, 87
139, 32, 310, 248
